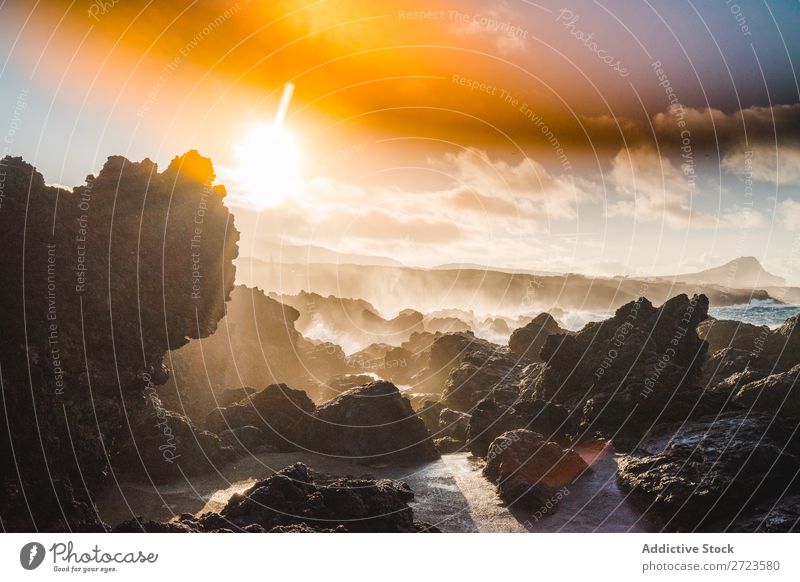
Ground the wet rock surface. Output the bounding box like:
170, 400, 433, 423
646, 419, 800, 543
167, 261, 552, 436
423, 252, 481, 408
617, 412, 800, 531
483, 429, 588, 512
114, 463, 436, 533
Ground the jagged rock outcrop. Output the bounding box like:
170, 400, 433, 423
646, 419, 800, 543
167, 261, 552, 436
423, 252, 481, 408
531, 294, 712, 439
617, 412, 800, 531
114, 463, 436, 532
0, 152, 239, 530
308, 381, 439, 464
483, 429, 587, 512
508, 312, 566, 360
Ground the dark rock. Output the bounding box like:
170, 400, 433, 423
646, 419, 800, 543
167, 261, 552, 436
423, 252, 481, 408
205, 383, 316, 452
726, 494, 800, 532
114, 392, 236, 482
468, 390, 575, 457
434, 436, 464, 454
698, 317, 769, 355
415, 332, 491, 393
219, 426, 268, 452
309, 381, 439, 464
438, 408, 470, 441
0, 152, 239, 530
759, 315, 800, 373
439, 338, 523, 412
483, 430, 587, 512
415, 399, 446, 433
701, 347, 761, 389
322, 374, 376, 401
617, 412, 800, 531
188, 463, 429, 532
734, 364, 800, 417
217, 387, 259, 407
113, 517, 195, 533
508, 313, 565, 360
532, 294, 711, 438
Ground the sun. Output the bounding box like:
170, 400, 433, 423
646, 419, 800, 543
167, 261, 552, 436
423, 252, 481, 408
233, 121, 301, 208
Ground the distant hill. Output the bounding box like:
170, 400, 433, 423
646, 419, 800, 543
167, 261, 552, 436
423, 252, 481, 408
432, 263, 563, 276
661, 256, 785, 288
238, 242, 403, 268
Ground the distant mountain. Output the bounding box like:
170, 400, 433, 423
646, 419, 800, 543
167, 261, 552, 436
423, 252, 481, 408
432, 263, 563, 276
238, 242, 403, 268
662, 256, 785, 288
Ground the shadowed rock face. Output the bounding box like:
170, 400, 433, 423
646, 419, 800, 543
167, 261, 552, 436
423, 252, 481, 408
617, 412, 800, 531
0, 152, 239, 530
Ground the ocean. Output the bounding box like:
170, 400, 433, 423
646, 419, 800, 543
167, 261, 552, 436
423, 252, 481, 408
708, 302, 800, 329
557, 301, 800, 332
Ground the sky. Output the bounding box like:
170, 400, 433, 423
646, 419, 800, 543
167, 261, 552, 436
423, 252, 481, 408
1, 0, 799, 281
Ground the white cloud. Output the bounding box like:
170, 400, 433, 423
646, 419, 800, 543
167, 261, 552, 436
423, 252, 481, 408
722, 144, 800, 185
608, 145, 715, 228
777, 198, 800, 230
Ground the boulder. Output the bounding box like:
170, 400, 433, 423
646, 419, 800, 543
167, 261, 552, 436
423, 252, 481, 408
415, 332, 493, 392
113, 392, 236, 482
114, 463, 435, 533
205, 384, 316, 452
468, 389, 575, 457
734, 364, 800, 417
697, 317, 769, 355
760, 315, 800, 373
434, 436, 463, 454
0, 152, 239, 530
415, 399, 446, 433
508, 313, 565, 360
217, 386, 259, 407
483, 430, 587, 512
440, 341, 523, 412
438, 408, 470, 441
308, 381, 439, 464
617, 412, 800, 531
700, 347, 761, 389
